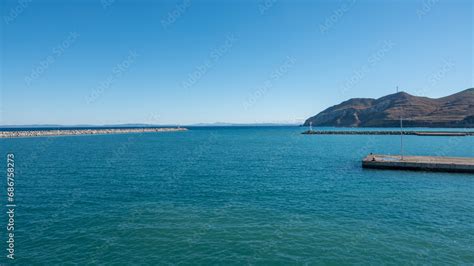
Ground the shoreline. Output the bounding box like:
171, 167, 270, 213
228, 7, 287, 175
302, 130, 474, 136
0, 127, 188, 138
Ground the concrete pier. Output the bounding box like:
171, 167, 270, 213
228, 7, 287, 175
0, 127, 188, 138
302, 130, 474, 136
362, 154, 474, 173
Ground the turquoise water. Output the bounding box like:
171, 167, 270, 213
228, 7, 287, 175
1, 127, 473, 264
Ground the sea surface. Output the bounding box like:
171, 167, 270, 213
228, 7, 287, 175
0, 126, 473, 264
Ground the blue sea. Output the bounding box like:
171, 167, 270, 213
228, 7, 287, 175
1, 126, 473, 264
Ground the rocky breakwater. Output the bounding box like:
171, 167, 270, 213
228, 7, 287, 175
0, 127, 188, 138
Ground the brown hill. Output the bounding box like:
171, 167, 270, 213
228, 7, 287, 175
303, 88, 474, 128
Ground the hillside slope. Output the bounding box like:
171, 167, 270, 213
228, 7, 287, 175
304, 88, 474, 128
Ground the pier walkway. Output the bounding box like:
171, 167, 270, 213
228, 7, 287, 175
362, 154, 474, 173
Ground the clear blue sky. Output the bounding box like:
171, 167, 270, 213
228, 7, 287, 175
1, 0, 472, 125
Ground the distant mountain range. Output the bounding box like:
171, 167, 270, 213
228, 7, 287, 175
189, 122, 300, 127
304, 88, 474, 128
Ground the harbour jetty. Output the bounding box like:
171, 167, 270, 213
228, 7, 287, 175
362, 154, 474, 173
0, 127, 187, 138
302, 130, 474, 136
